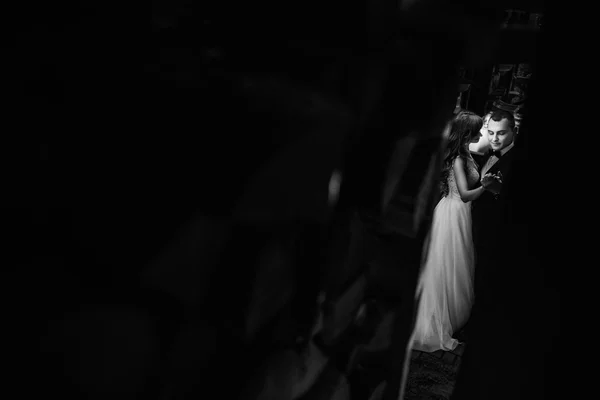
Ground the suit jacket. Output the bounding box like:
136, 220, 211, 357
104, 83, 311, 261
471, 148, 517, 248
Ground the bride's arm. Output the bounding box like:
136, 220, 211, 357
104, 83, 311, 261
453, 157, 486, 203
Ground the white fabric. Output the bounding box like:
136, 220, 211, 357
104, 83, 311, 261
411, 156, 478, 352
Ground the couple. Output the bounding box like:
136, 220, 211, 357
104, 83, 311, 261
411, 109, 516, 352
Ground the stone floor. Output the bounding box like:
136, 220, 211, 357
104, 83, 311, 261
402, 344, 465, 400
362, 307, 466, 368
411, 343, 466, 366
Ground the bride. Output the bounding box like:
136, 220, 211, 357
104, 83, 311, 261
411, 110, 499, 352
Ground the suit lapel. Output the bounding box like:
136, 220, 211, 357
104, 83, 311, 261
490, 149, 514, 174
486, 157, 502, 175
480, 153, 495, 176
482, 147, 516, 176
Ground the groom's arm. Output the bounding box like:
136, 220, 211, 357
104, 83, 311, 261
494, 154, 518, 201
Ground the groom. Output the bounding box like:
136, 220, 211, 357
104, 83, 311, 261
451, 103, 559, 400
470, 109, 517, 298
452, 109, 517, 345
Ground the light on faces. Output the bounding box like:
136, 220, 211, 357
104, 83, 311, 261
487, 118, 515, 152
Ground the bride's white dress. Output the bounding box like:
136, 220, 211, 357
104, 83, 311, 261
411, 156, 478, 352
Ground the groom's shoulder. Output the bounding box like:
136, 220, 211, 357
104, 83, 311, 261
501, 147, 519, 165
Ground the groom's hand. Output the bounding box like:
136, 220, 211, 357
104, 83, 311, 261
480, 173, 496, 187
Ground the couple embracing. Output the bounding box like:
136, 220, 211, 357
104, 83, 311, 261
411, 109, 516, 352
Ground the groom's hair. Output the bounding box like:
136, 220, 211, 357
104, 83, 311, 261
489, 109, 515, 131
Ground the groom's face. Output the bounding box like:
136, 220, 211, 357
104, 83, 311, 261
487, 118, 514, 152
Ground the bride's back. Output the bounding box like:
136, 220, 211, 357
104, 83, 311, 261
446, 156, 480, 200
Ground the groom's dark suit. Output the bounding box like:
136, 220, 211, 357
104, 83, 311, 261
452, 141, 560, 400
471, 146, 517, 301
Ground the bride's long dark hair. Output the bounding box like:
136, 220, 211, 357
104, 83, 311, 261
439, 111, 483, 196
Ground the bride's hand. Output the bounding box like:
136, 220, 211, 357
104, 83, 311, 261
481, 172, 502, 193
481, 173, 498, 187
